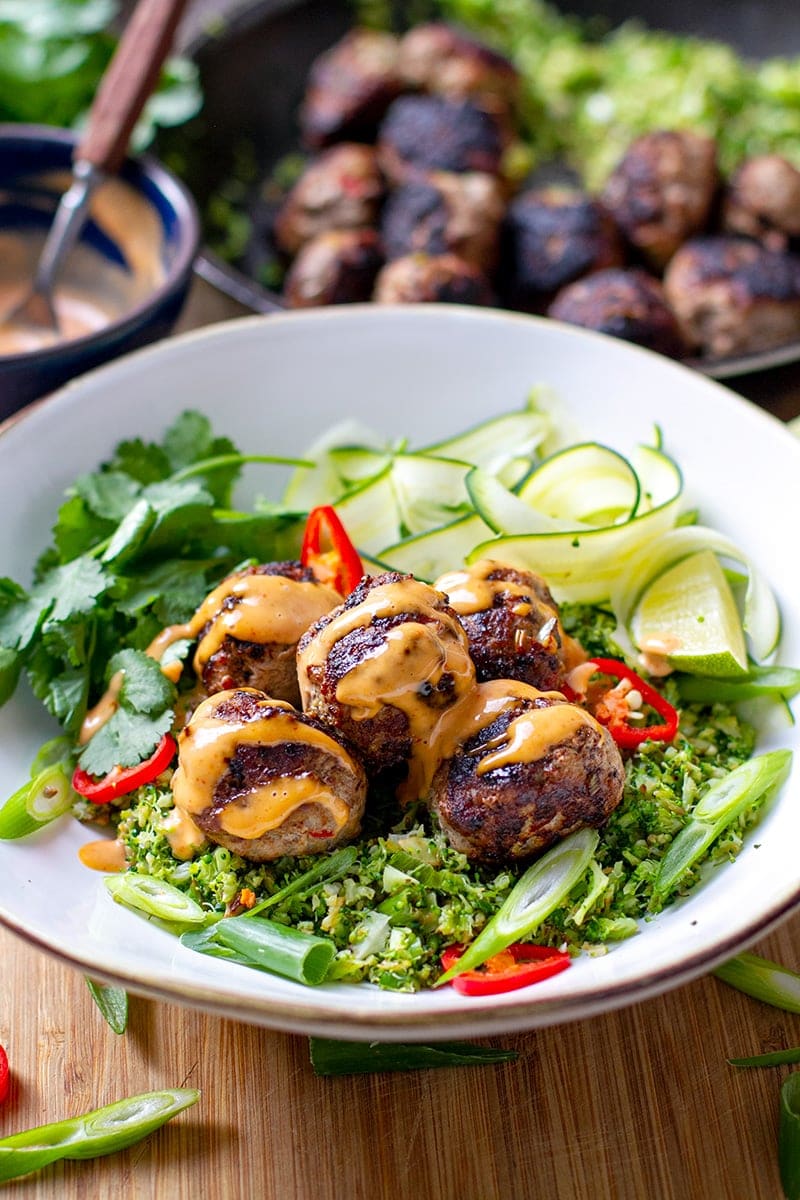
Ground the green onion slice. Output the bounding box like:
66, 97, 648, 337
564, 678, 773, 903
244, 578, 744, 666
105, 875, 207, 926
0, 763, 74, 840
0, 1088, 199, 1182
245, 846, 358, 917
436, 829, 598, 986
654, 751, 792, 898
781, 1073, 800, 1200
85, 979, 129, 1035
210, 916, 335, 986
676, 666, 800, 704
714, 951, 800, 1014
728, 1046, 800, 1069
309, 1038, 517, 1076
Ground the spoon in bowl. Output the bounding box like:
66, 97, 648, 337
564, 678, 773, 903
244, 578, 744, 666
5, 0, 191, 335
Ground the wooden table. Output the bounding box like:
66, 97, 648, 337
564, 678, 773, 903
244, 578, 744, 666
2, 279, 800, 1200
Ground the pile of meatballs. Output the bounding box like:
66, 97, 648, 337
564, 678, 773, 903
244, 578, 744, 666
171, 560, 626, 870
257, 21, 800, 363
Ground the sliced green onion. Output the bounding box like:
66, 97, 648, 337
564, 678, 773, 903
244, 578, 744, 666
309, 1038, 518, 1076
0, 763, 74, 840
105, 874, 207, 926
714, 951, 800, 1014
245, 846, 358, 917
654, 751, 792, 898
0, 1088, 199, 1182
781, 1073, 800, 1200
729, 1047, 800, 1068
210, 916, 335, 986
676, 666, 800, 704
435, 829, 598, 986
180, 928, 250, 964
28, 735, 73, 778
85, 979, 129, 1035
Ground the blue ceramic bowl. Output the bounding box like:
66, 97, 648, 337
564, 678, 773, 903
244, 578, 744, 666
0, 125, 200, 420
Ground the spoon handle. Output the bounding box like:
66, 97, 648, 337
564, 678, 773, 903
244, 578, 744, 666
76, 0, 191, 175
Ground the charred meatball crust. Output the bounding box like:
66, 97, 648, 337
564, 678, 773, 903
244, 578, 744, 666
548, 267, 688, 358
663, 235, 800, 359
173, 690, 367, 861
197, 561, 341, 707
397, 22, 519, 120
722, 155, 800, 252
300, 29, 402, 148
435, 562, 570, 691
297, 571, 476, 774
601, 130, 718, 269
273, 144, 385, 257
283, 228, 384, 308
378, 94, 505, 185
381, 170, 505, 271
502, 186, 625, 312
429, 693, 624, 864
373, 252, 494, 305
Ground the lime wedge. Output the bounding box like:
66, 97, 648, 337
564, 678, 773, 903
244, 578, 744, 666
631, 549, 749, 678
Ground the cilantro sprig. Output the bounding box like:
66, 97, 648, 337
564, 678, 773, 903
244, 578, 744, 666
0, 412, 305, 769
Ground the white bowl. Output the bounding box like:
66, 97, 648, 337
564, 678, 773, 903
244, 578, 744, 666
1, 305, 798, 1040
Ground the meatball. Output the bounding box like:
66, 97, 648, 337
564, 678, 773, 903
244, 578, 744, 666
501, 186, 625, 312
381, 171, 505, 271
373, 252, 494, 305
663, 235, 800, 359
296, 571, 476, 774
273, 144, 385, 257
283, 229, 384, 308
189, 562, 342, 707
428, 682, 625, 864
397, 22, 519, 121
723, 155, 800, 252
434, 560, 576, 690
378, 94, 505, 185
548, 267, 688, 358
299, 28, 402, 148
172, 690, 367, 860
601, 130, 718, 269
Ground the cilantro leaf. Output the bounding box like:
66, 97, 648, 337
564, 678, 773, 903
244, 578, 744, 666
107, 437, 171, 485
74, 470, 142, 523
0, 646, 21, 705
50, 493, 114, 564
45, 557, 111, 626
161, 411, 240, 504
101, 499, 156, 567
78, 706, 174, 775
108, 649, 175, 715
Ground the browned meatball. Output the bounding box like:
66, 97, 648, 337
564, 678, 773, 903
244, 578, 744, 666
373, 252, 494, 305
663, 236, 800, 359
723, 155, 800, 252
300, 29, 402, 149
191, 562, 342, 708
378, 94, 505, 186
397, 22, 519, 121
502, 186, 625, 312
548, 268, 688, 358
428, 683, 625, 864
172, 690, 367, 861
273, 144, 385, 257
297, 572, 476, 774
434, 561, 576, 691
380, 170, 504, 271
283, 229, 384, 308
601, 130, 718, 269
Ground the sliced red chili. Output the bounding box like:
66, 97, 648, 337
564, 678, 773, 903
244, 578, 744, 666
301, 505, 363, 597
72, 733, 177, 806
587, 657, 679, 749
440, 943, 571, 996
0, 1044, 9, 1105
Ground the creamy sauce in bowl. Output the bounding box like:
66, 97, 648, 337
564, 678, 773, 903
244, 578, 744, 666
0, 175, 166, 357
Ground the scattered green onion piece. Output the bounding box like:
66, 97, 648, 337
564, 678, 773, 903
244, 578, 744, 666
435, 829, 598, 986
85, 979, 129, 1035
781, 1073, 800, 1200
210, 916, 335, 985
0, 762, 74, 840
0, 781, 42, 840
729, 1047, 800, 1069
714, 952, 800, 1014
104, 875, 207, 926
28, 736, 73, 778
245, 846, 359, 917
0, 1088, 200, 1182
180, 928, 250, 964
654, 751, 792, 898
309, 1038, 518, 1076
676, 666, 800, 704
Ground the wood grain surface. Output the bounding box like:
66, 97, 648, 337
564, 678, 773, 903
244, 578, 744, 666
2, 278, 800, 1200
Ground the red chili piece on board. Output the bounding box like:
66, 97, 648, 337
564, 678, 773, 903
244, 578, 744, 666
0, 1044, 9, 1105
